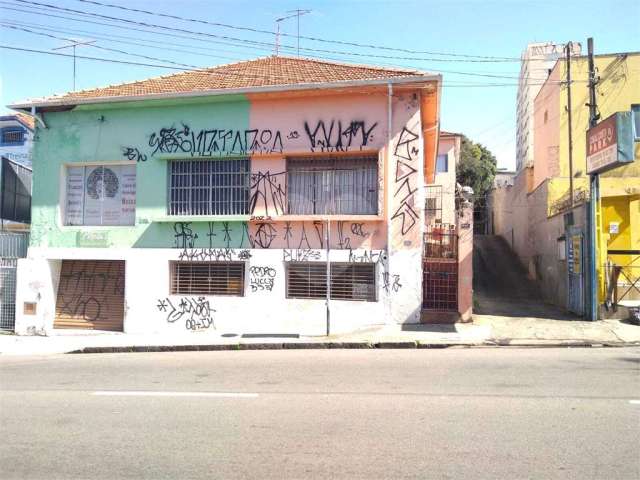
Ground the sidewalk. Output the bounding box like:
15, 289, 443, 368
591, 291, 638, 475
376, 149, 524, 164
1, 314, 638, 355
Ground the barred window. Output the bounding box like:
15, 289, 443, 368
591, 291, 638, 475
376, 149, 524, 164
287, 156, 378, 215
170, 262, 245, 296
286, 262, 376, 302
168, 159, 250, 216
1, 129, 25, 145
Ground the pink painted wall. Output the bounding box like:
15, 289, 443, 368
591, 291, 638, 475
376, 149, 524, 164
533, 67, 561, 190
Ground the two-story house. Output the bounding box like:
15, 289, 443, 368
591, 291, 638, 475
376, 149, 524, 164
8, 56, 471, 336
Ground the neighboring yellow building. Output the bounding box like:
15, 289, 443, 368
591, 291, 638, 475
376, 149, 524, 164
534, 51, 640, 305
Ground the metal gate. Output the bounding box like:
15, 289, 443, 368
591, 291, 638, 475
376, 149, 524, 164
423, 224, 458, 311
0, 232, 29, 330
566, 227, 584, 315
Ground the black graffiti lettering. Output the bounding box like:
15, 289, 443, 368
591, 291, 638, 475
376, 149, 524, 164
148, 124, 285, 156
348, 249, 382, 264
383, 273, 403, 294
177, 248, 251, 262
337, 221, 351, 249
174, 222, 198, 249
392, 126, 420, 235
222, 222, 232, 248
283, 249, 322, 262
394, 126, 420, 161
284, 222, 293, 249
253, 222, 278, 249
249, 265, 277, 292
58, 294, 102, 322
157, 296, 215, 330
298, 223, 312, 249
350, 223, 368, 237
287, 130, 299, 140
313, 221, 325, 249
122, 146, 147, 162
303, 120, 378, 152
249, 171, 287, 216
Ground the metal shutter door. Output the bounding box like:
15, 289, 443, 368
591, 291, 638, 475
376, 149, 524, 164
54, 260, 125, 331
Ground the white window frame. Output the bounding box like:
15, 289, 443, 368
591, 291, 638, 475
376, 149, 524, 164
63, 162, 136, 227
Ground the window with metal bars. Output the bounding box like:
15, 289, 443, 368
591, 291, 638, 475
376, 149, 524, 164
170, 262, 245, 296
1, 128, 25, 145
168, 159, 250, 216
285, 262, 376, 301
425, 185, 442, 224
287, 155, 378, 215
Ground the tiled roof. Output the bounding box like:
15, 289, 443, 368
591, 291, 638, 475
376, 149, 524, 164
15, 112, 35, 130
20, 56, 430, 106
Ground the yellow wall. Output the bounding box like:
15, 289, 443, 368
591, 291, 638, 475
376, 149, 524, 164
543, 53, 640, 302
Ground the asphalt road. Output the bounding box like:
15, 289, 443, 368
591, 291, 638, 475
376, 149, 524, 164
1, 348, 639, 479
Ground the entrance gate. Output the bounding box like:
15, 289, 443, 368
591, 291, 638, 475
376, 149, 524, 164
423, 224, 458, 312
0, 232, 29, 330
566, 227, 585, 315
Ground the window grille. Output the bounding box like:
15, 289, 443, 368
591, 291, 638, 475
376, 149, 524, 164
170, 262, 245, 296
424, 223, 457, 259
425, 185, 442, 224
287, 155, 378, 215
286, 262, 376, 301
1, 129, 24, 145
168, 159, 250, 216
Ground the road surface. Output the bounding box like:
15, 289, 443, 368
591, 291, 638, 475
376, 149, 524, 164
1, 348, 639, 479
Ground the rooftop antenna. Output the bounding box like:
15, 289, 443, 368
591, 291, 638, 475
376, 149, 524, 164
274, 9, 311, 57
52, 39, 95, 91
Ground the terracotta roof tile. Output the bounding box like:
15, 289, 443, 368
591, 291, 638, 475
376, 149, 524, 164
14, 112, 35, 130
37, 56, 429, 104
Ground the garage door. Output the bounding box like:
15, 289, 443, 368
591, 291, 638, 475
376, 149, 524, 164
55, 260, 125, 331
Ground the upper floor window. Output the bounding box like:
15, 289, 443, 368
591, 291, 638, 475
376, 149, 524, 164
168, 158, 250, 216
1, 128, 25, 146
65, 164, 136, 226
632, 105, 640, 141
287, 155, 378, 215
436, 154, 448, 173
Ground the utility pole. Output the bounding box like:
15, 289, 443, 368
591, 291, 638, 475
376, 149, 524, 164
52, 39, 95, 91
565, 41, 575, 208
586, 37, 600, 321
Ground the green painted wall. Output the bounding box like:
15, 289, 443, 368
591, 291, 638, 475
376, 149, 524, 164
30, 95, 251, 249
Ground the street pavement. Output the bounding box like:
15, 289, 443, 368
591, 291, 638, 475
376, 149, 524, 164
1, 348, 639, 479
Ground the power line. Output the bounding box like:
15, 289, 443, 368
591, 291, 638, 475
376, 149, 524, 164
71, 0, 524, 61
0, 18, 246, 62
0, 44, 563, 90
9, 0, 552, 64
0, 10, 582, 84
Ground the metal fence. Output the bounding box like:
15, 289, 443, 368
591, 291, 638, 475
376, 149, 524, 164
0, 232, 29, 330
423, 224, 458, 312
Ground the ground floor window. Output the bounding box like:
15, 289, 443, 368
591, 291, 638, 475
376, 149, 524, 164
286, 262, 376, 301
170, 262, 245, 296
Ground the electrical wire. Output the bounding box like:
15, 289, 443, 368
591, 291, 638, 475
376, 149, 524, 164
0, 9, 584, 84
70, 0, 523, 61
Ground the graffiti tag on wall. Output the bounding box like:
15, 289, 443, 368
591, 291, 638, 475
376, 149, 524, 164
157, 297, 215, 331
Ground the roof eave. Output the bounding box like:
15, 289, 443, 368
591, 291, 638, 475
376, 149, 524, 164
8, 74, 441, 111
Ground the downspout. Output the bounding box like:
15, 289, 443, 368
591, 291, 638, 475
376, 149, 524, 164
30, 106, 47, 129
385, 82, 393, 322
386, 82, 393, 257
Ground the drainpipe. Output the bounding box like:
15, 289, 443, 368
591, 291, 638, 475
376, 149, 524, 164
325, 218, 331, 336
386, 82, 393, 321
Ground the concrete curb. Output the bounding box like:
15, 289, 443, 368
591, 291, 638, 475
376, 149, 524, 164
61, 339, 640, 354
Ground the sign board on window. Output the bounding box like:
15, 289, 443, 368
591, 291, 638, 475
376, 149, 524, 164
65, 164, 136, 226
586, 111, 634, 175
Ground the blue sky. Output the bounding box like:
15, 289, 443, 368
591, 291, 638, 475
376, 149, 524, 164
1, 0, 638, 169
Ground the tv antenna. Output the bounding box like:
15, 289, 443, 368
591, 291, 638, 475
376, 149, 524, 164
274, 9, 311, 57
52, 39, 96, 91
